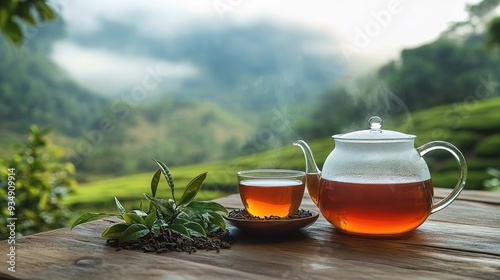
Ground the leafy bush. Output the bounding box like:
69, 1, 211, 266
0, 125, 77, 239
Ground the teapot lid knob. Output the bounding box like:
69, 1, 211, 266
369, 116, 382, 133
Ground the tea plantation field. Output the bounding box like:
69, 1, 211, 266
388, 96, 500, 191
66, 97, 500, 213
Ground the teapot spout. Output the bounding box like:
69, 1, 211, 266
293, 140, 321, 206
293, 140, 320, 175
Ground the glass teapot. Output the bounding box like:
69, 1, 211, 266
294, 116, 467, 236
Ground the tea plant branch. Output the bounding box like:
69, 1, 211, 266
71, 159, 228, 247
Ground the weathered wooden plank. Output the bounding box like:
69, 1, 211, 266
164, 219, 500, 279
0, 219, 271, 280
2, 217, 498, 280
219, 231, 500, 280
434, 188, 500, 204
428, 199, 500, 228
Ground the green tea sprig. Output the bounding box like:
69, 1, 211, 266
71, 159, 228, 244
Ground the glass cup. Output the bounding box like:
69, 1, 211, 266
237, 169, 306, 218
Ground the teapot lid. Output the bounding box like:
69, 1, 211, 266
333, 116, 415, 141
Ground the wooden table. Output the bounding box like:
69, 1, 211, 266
1, 188, 500, 279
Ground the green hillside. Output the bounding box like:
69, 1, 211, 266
389, 97, 500, 190
66, 97, 500, 213
0, 36, 107, 136
65, 137, 331, 212
66, 98, 257, 180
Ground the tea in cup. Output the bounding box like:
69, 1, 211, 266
237, 169, 306, 218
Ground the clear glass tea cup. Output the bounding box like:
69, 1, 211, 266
237, 169, 306, 218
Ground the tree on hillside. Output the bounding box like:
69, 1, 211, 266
487, 17, 500, 48
0, 0, 56, 45
442, 0, 500, 40
379, 38, 500, 111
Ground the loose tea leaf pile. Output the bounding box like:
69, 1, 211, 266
108, 228, 234, 254
228, 209, 313, 220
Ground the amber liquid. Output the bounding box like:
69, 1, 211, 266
319, 179, 434, 236
239, 179, 305, 218
306, 173, 321, 206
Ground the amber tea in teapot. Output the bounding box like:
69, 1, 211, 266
295, 116, 467, 236
238, 169, 305, 218
319, 180, 434, 235
305, 173, 321, 206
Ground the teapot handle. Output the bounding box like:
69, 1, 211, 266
417, 141, 467, 214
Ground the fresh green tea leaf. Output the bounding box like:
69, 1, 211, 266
114, 196, 126, 215
144, 193, 175, 216
173, 217, 191, 225
151, 159, 175, 200
150, 168, 161, 198
195, 214, 209, 229
119, 224, 150, 244
151, 220, 162, 234
207, 212, 226, 231
70, 212, 115, 229
176, 211, 190, 220
167, 224, 190, 239
122, 213, 145, 225
131, 210, 148, 217
144, 211, 157, 228
184, 222, 207, 237
101, 223, 129, 239
178, 172, 207, 206
186, 201, 228, 215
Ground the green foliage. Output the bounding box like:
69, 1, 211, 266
0, 125, 77, 239
441, 0, 500, 40
487, 16, 500, 48
381, 38, 500, 112
71, 159, 228, 244
0, 0, 56, 45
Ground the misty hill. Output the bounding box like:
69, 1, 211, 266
1, 17, 348, 178
73, 98, 256, 177
0, 37, 107, 137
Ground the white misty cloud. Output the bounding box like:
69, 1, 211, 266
56, 0, 213, 37
51, 41, 198, 95
56, 0, 478, 47
51, 0, 481, 93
